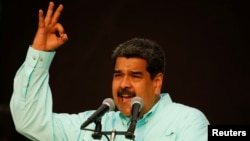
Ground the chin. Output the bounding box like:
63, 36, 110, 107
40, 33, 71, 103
121, 112, 131, 117
118, 108, 131, 117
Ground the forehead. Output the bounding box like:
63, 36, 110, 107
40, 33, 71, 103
114, 57, 147, 71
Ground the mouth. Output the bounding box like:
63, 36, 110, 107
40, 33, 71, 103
116, 88, 136, 116
118, 94, 135, 98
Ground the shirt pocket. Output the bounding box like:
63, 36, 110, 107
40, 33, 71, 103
164, 131, 176, 141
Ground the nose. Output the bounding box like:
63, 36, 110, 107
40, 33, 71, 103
120, 76, 131, 89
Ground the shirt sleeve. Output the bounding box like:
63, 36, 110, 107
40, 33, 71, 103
9, 46, 87, 141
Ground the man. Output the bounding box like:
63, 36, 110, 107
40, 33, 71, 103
10, 2, 209, 141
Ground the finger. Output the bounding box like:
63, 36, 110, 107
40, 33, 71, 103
38, 9, 45, 28
59, 33, 68, 45
44, 1, 55, 26
51, 4, 64, 26
55, 23, 68, 43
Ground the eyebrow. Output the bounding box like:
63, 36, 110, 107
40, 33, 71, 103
113, 70, 143, 76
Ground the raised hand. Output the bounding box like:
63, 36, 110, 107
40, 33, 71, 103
32, 1, 68, 51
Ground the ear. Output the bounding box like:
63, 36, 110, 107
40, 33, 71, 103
153, 73, 164, 95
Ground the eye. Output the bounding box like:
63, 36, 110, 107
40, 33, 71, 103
131, 72, 143, 79
113, 73, 121, 77
132, 75, 142, 78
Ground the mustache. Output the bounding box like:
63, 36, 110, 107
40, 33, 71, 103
117, 88, 136, 98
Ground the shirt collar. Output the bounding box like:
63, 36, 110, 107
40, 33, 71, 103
119, 93, 172, 126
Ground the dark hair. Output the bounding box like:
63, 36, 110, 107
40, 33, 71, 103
111, 37, 166, 79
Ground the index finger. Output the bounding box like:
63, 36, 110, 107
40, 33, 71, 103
51, 4, 64, 26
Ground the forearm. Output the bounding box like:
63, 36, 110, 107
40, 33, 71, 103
10, 46, 56, 140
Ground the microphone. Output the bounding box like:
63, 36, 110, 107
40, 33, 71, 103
125, 96, 144, 139
80, 98, 115, 129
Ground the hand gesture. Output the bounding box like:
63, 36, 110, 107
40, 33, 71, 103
32, 1, 68, 51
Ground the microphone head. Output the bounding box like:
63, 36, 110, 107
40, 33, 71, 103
102, 98, 116, 111
131, 96, 144, 112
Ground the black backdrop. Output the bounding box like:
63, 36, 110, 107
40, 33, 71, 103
1, 0, 249, 140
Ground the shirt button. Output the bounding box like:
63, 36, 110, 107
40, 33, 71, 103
40, 58, 43, 62
33, 56, 36, 60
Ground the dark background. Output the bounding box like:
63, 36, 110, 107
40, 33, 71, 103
0, 0, 249, 140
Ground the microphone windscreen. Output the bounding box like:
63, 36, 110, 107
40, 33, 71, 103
102, 98, 116, 111
131, 97, 144, 111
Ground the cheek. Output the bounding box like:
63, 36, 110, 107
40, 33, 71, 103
112, 80, 119, 97
137, 83, 155, 101
112, 80, 118, 93
137, 81, 154, 94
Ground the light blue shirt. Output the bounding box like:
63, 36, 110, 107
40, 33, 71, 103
10, 46, 209, 141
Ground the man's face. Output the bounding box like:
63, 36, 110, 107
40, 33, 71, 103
112, 57, 163, 117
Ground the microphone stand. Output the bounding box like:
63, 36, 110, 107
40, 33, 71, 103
91, 119, 102, 139
125, 120, 136, 140
82, 125, 132, 141
81, 114, 138, 140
